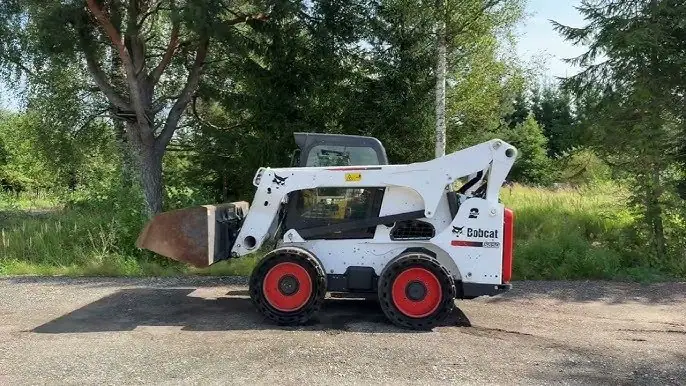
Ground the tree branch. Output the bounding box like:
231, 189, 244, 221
3, 56, 36, 79
86, 0, 127, 63
87, 0, 153, 144
155, 12, 267, 151
70, 18, 130, 110
156, 37, 210, 151
449, 0, 502, 38
224, 12, 269, 27
138, 0, 163, 28
191, 95, 223, 130
151, 93, 181, 114
126, 0, 146, 76
80, 44, 130, 110
76, 107, 110, 134
149, 21, 179, 85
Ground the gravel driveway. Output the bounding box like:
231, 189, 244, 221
0, 277, 685, 385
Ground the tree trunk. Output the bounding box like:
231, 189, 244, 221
126, 122, 164, 216
139, 147, 164, 216
648, 168, 667, 262
82, 1, 261, 217
114, 119, 136, 188
434, 0, 447, 159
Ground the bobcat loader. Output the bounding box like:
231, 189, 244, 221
137, 133, 517, 329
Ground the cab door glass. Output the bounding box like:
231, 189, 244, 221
288, 145, 384, 239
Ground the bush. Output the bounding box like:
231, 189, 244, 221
501, 115, 556, 185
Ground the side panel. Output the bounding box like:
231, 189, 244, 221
431, 198, 505, 285
284, 195, 505, 286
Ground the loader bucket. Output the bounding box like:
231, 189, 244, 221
136, 202, 249, 268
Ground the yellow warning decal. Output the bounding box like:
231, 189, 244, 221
345, 173, 362, 182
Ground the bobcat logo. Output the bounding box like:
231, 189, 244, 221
272, 174, 288, 186
452, 226, 464, 236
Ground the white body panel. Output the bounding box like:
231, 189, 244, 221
229, 139, 516, 287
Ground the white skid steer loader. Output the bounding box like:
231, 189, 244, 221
137, 133, 517, 329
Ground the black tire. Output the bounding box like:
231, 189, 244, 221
249, 247, 326, 325
378, 252, 456, 330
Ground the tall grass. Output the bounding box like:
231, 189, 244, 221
0, 208, 259, 277
502, 183, 672, 281
0, 191, 60, 212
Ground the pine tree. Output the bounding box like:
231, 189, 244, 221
554, 0, 686, 263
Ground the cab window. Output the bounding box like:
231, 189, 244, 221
287, 145, 384, 239
305, 145, 380, 167
286, 187, 385, 239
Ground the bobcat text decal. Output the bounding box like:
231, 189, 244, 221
466, 228, 498, 238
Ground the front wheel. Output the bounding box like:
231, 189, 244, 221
378, 252, 456, 330
249, 247, 326, 325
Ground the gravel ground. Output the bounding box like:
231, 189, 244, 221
0, 277, 685, 385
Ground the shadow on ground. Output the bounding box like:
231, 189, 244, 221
32, 288, 471, 334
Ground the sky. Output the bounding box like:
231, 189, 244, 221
516, 0, 587, 79
0, 0, 588, 111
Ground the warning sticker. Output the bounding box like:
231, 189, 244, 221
345, 173, 362, 182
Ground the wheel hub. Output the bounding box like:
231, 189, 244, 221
278, 274, 299, 296
405, 280, 427, 301
262, 262, 313, 312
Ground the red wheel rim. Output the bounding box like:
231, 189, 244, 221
391, 267, 441, 318
262, 262, 312, 312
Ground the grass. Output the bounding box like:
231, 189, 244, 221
0, 184, 680, 281
0, 204, 261, 277
0, 255, 260, 277
0, 192, 60, 212
502, 183, 674, 282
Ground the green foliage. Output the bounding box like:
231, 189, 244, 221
3, 183, 682, 281
0, 195, 260, 277
500, 115, 555, 185
0, 112, 55, 190
502, 184, 680, 281
554, 0, 686, 265
530, 84, 579, 156
555, 148, 611, 185
1, 0, 685, 282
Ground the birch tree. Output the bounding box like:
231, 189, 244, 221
433, 0, 519, 157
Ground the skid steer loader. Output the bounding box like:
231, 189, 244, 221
137, 133, 517, 329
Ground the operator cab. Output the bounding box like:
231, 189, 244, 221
285, 133, 389, 240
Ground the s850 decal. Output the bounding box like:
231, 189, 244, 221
451, 240, 501, 248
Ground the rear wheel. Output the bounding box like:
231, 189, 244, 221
378, 252, 456, 330
249, 247, 326, 325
